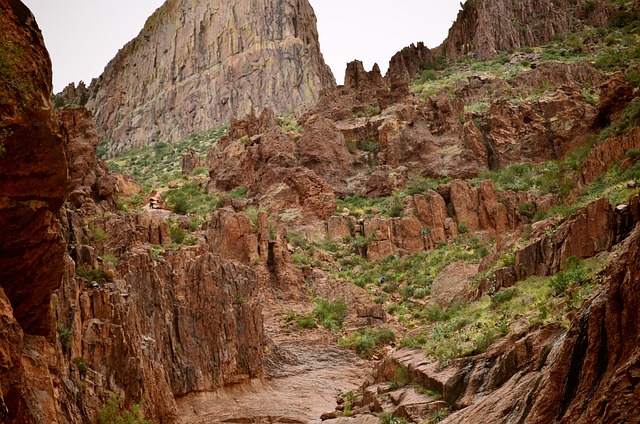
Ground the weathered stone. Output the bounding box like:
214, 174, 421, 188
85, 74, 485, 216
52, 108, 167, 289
58, 107, 115, 212
0, 0, 68, 338
431, 262, 479, 308
87, 0, 335, 156
299, 114, 355, 194
440, 0, 614, 60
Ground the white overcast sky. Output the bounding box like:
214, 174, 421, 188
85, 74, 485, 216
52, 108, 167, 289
22, 0, 463, 92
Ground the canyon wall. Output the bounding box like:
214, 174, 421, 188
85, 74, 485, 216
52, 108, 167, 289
86, 0, 336, 156
0, 0, 68, 421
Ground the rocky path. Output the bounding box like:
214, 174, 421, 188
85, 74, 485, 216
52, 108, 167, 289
177, 342, 367, 423
177, 295, 371, 423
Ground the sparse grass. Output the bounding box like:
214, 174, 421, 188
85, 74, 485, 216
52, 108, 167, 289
76, 266, 107, 285
107, 126, 227, 187
163, 181, 218, 215
378, 412, 409, 424
399, 256, 607, 368
336, 235, 492, 296
284, 311, 318, 329
57, 325, 73, 350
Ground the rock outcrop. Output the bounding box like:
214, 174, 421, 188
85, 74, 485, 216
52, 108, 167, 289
56, 210, 268, 422
524, 221, 640, 423
86, 0, 335, 156
514, 195, 640, 281
57, 107, 116, 212
206, 109, 337, 222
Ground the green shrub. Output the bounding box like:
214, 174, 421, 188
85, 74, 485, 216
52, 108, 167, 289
419, 69, 439, 83
517, 203, 536, 219
57, 325, 73, 349
163, 181, 217, 215
314, 298, 349, 330
626, 149, 640, 159
428, 407, 451, 423
169, 226, 186, 244
230, 185, 248, 198
296, 313, 318, 329
76, 266, 107, 285
378, 412, 409, 424
191, 166, 208, 176
98, 393, 152, 424
291, 252, 313, 266
339, 328, 396, 357
388, 200, 404, 217
73, 356, 89, 375
358, 139, 379, 152
490, 287, 519, 308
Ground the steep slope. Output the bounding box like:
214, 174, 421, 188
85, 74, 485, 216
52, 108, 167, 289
86, 0, 335, 156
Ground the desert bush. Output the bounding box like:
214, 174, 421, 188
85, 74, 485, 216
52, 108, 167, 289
339, 328, 396, 357
98, 393, 151, 424
314, 298, 348, 330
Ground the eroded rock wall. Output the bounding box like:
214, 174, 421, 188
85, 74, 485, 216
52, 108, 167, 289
440, 0, 614, 61
0, 1, 70, 422
87, 0, 336, 156
56, 211, 267, 422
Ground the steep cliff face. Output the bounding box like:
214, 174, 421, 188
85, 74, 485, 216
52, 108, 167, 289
383, 0, 615, 82
441, 0, 614, 61
525, 222, 640, 423
0, 0, 68, 422
0, 0, 67, 338
56, 211, 267, 422
87, 0, 336, 156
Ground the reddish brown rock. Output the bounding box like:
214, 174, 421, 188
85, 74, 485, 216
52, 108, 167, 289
344, 60, 384, 89
525, 223, 640, 423
298, 114, 355, 194
386, 42, 432, 83
485, 86, 599, 166
580, 126, 640, 187
431, 262, 479, 308
412, 192, 449, 245
181, 147, 205, 176
57, 107, 116, 212
208, 110, 337, 222
515, 198, 614, 280
0, 0, 68, 337
596, 74, 636, 125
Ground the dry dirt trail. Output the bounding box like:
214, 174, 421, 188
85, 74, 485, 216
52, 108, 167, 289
176, 297, 371, 423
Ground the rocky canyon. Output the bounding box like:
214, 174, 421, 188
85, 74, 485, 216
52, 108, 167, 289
2, 0, 640, 423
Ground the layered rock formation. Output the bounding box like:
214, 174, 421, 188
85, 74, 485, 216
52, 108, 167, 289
55, 210, 270, 422
86, 0, 335, 156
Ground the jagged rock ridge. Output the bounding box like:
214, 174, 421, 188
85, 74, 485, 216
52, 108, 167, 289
85, 0, 335, 156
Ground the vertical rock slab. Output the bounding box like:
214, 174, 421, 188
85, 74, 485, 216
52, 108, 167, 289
0, 0, 68, 337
